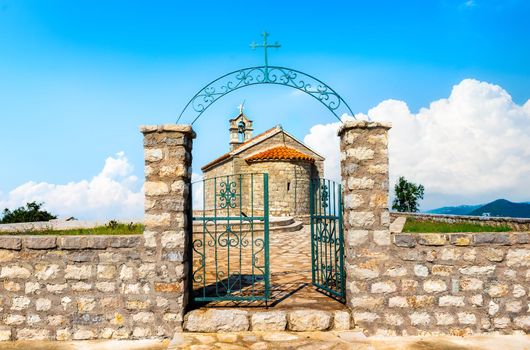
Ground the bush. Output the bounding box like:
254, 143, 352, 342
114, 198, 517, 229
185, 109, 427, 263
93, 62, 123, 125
1, 202, 57, 224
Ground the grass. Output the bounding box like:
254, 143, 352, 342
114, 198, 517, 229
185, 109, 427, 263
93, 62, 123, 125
0, 222, 144, 235
402, 218, 512, 233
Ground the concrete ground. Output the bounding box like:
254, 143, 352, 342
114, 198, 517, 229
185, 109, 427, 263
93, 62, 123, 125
1, 333, 528, 350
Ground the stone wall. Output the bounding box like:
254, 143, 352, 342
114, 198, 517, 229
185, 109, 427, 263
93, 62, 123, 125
339, 121, 530, 336
391, 212, 530, 231
0, 124, 194, 341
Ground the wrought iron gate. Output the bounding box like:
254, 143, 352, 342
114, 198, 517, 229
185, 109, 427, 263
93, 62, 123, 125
191, 173, 270, 302
310, 178, 345, 301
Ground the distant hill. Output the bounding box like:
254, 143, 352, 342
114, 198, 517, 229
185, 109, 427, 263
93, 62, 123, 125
426, 204, 482, 215
468, 199, 530, 218
427, 199, 530, 218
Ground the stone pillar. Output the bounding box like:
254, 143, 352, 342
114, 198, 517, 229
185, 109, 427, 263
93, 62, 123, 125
140, 124, 195, 335
338, 121, 392, 311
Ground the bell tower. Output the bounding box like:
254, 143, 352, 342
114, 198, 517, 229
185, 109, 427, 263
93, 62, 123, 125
229, 104, 253, 150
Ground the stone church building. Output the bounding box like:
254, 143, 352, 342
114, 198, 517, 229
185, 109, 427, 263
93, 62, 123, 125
201, 111, 324, 217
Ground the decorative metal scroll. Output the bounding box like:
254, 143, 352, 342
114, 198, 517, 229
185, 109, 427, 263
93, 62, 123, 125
177, 65, 356, 125
310, 178, 345, 301
191, 173, 270, 303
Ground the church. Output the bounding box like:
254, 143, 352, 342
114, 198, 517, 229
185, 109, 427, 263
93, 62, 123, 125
201, 109, 325, 218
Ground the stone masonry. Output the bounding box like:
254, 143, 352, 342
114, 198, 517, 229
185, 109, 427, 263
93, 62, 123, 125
0, 124, 194, 341
338, 120, 530, 336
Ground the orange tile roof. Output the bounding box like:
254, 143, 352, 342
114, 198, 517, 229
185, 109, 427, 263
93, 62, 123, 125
201, 126, 281, 171
245, 146, 315, 163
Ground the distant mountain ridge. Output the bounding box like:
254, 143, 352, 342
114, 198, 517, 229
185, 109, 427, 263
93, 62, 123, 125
427, 199, 530, 218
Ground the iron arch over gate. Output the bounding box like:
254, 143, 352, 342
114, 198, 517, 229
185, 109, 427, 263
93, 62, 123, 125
176, 65, 356, 125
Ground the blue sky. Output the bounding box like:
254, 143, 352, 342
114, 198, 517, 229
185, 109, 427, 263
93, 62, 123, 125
1, 0, 529, 218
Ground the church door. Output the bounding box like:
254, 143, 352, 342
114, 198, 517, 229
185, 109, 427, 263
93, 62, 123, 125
310, 178, 346, 301
191, 173, 270, 303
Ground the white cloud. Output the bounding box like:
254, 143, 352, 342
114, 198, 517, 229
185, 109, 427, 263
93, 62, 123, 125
304, 79, 530, 209
0, 152, 144, 221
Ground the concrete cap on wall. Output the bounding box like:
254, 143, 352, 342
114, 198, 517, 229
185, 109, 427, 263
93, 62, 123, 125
337, 120, 392, 136
140, 124, 196, 138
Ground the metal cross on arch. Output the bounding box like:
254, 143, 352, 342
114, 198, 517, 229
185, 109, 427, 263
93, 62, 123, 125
177, 32, 356, 125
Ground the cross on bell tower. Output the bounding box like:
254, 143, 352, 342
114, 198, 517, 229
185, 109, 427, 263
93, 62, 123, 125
250, 31, 281, 68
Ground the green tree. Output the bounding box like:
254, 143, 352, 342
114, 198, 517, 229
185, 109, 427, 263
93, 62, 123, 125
1, 202, 57, 224
392, 176, 425, 212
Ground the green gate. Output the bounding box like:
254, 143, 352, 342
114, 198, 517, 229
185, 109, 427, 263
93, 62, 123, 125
191, 173, 270, 302
310, 178, 346, 301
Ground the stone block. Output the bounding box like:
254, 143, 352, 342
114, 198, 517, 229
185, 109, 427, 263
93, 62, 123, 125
409, 312, 430, 326
144, 181, 170, 196
132, 312, 155, 323
144, 148, 163, 162
414, 264, 429, 277
460, 277, 483, 291
0, 265, 31, 279
333, 311, 351, 330
514, 316, 530, 330
0, 236, 22, 250
470, 294, 483, 306
11, 296, 31, 310
64, 265, 92, 280
457, 313, 476, 325
459, 265, 496, 276
488, 283, 509, 298
384, 266, 407, 277
450, 234, 471, 246
161, 231, 185, 248
58, 236, 109, 250
287, 310, 332, 331
144, 213, 171, 227
493, 317, 511, 329
352, 312, 379, 323
154, 282, 183, 293
439, 296, 465, 307
389, 296, 409, 308
251, 311, 287, 331
347, 212, 375, 229
72, 329, 96, 340
184, 309, 249, 332
435, 313, 455, 325
423, 279, 447, 293
371, 281, 397, 293
473, 233, 510, 245
373, 230, 391, 246
513, 284, 526, 298
418, 234, 447, 246
506, 249, 530, 267
109, 236, 142, 248
349, 296, 384, 308
97, 265, 116, 279
16, 329, 50, 340
24, 236, 56, 249
385, 314, 404, 326
394, 234, 416, 247
344, 193, 364, 209
36, 298, 51, 311
0, 328, 11, 341
484, 248, 505, 262
407, 295, 434, 308
346, 229, 369, 245
431, 265, 453, 276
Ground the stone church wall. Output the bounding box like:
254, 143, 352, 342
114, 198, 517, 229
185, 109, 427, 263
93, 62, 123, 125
246, 160, 316, 217
199, 129, 324, 218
